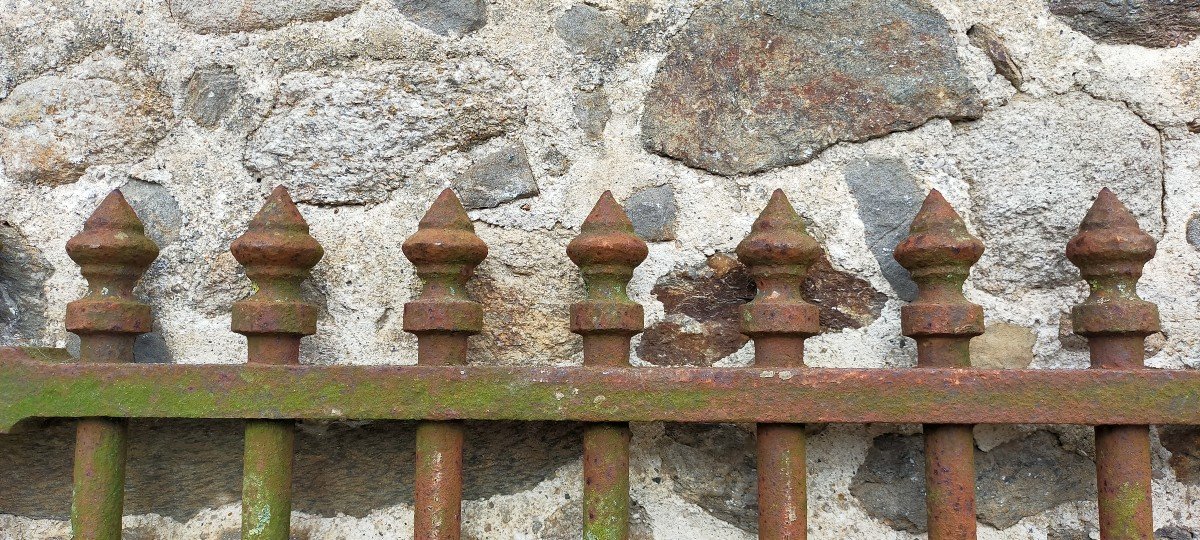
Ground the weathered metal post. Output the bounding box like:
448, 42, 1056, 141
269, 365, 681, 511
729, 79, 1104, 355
232, 186, 323, 540
894, 190, 984, 540
568, 191, 648, 540
1067, 188, 1158, 540
736, 189, 819, 540
66, 190, 159, 540
403, 189, 487, 540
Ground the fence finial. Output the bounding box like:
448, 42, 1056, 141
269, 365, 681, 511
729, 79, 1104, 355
231, 186, 323, 337
567, 191, 647, 339
402, 188, 487, 337
66, 190, 159, 335
893, 189, 984, 338
736, 189, 820, 339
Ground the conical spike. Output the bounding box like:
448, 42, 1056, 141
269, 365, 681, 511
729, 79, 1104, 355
418, 188, 476, 231
567, 192, 648, 270
65, 189, 159, 335
1067, 188, 1156, 285
735, 189, 820, 269
230, 187, 323, 336
894, 190, 984, 281
403, 189, 487, 270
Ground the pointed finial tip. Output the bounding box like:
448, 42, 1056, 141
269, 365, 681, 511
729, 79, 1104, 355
568, 192, 646, 269
894, 190, 983, 274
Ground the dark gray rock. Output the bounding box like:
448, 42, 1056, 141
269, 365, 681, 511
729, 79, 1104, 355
575, 89, 611, 140
454, 143, 539, 209
844, 158, 924, 301
1159, 525, 1200, 539
968, 24, 1023, 89
133, 330, 173, 364
1187, 214, 1200, 249
396, 0, 487, 36
625, 185, 677, 242
1049, 527, 1095, 540
851, 431, 1096, 532
849, 434, 927, 532
975, 431, 1096, 529
641, 0, 981, 176
1049, 0, 1200, 48
0, 420, 581, 521
1160, 426, 1200, 485
183, 67, 240, 127
0, 221, 50, 346
119, 179, 182, 246
169, 0, 364, 34
555, 5, 632, 59
542, 147, 572, 177
660, 423, 758, 533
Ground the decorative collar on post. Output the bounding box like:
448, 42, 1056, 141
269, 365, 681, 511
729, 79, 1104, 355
735, 189, 820, 342
66, 190, 159, 337
567, 191, 648, 356
1066, 188, 1159, 360
893, 190, 985, 348
231, 186, 324, 340
402, 188, 488, 338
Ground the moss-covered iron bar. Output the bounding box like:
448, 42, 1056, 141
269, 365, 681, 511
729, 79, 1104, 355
7, 350, 1200, 430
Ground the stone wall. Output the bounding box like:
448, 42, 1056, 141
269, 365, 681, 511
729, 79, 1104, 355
2, 0, 1200, 538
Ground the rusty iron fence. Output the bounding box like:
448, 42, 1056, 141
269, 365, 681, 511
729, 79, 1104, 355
0, 184, 1190, 540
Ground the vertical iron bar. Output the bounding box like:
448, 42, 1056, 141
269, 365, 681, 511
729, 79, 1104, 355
895, 191, 985, 540
232, 187, 324, 540
568, 192, 648, 540
1067, 189, 1158, 540
737, 190, 820, 540
65, 191, 159, 540
403, 190, 488, 540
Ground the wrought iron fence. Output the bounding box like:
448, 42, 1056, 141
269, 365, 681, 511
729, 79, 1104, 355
0, 184, 1187, 540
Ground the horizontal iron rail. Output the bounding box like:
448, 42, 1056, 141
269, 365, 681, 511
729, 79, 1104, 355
3, 347, 1198, 430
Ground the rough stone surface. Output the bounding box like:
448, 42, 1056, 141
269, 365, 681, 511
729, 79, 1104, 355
0, 54, 171, 186
660, 423, 758, 533
453, 143, 539, 210
844, 157, 924, 301
1188, 214, 1200, 249
0, 222, 51, 346
119, 179, 183, 247
1161, 426, 1200, 485
625, 185, 677, 242
968, 24, 1023, 89
574, 89, 611, 141
952, 92, 1163, 294
168, 0, 364, 34
182, 68, 240, 128
1049, 0, 1200, 48
556, 5, 633, 60
1159, 525, 1200, 540
395, 0, 487, 37
642, 0, 981, 176
852, 431, 1096, 532
970, 322, 1036, 369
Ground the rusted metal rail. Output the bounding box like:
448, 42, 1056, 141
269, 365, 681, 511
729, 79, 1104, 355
0, 185, 1182, 540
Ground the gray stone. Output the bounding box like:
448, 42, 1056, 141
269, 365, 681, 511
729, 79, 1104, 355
1159, 525, 1200, 539
245, 61, 523, 205
1160, 426, 1200, 485
641, 0, 981, 176
183, 67, 240, 127
133, 331, 173, 364
168, 0, 364, 34
968, 24, 1023, 89
0, 55, 172, 186
660, 423, 758, 533
0, 420, 581, 521
1187, 214, 1200, 249
0, 0, 101, 99
1049, 0, 1200, 48
454, 143, 539, 209
851, 431, 1096, 532
625, 185, 677, 242
119, 179, 183, 247
0, 221, 51, 346
574, 89, 611, 141
1049, 527, 1095, 540
542, 147, 572, 177
844, 158, 924, 301
849, 434, 927, 532
555, 5, 632, 59
975, 431, 1095, 529
952, 93, 1162, 294
395, 0, 487, 37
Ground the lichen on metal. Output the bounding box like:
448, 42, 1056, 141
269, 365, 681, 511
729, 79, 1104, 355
232, 186, 324, 540
403, 188, 487, 540
736, 189, 819, 540
894, 190, 984, 540
64, 190, 159, 540
568, 191, 647, 540
1067, 188, 1159, 540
